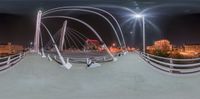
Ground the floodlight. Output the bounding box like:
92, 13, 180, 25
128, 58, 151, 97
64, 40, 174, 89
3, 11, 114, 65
134, 14, 143, 18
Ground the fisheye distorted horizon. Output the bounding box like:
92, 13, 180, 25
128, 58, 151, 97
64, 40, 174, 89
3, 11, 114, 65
0, 1, 200, 48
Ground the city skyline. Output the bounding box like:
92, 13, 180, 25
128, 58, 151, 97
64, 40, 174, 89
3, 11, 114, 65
1, 1, 200, 99
0, 1, 200, 48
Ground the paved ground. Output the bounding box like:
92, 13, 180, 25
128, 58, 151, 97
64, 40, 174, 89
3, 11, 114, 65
0, 53, 200, 99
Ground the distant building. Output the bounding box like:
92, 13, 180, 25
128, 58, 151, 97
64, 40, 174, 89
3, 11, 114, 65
147, 39, 172, 54
0, 42, 24, 55
85, 39, 101, 50
147, 40, 200, 58
183, 44, 200, 53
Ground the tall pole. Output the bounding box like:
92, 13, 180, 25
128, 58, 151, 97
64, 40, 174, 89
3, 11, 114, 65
59, 20, 67, 51
41, 23, 72, 69
142, 16, 145, 53
34, 10, 42, 53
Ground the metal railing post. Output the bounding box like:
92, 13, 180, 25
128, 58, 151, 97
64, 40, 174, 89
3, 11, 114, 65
169, 58, 173, 73
41, 48, 46, 58
19, 53, 22, 59
146, 54, 150, 62
54, 55, 57, 60
66, 58, 69, 63
48, 54, 52, 61
23, 52, 26, 57
86, 58, 89, 64
7, 56, 11, 65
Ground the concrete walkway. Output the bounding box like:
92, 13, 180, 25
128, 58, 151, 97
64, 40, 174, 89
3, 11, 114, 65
0, 53, 200, 99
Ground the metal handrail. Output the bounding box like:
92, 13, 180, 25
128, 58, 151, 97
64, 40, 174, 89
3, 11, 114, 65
141, 52, 200, 61
135, 51, 200, 74
0, 53, 24, 70
52, 54, 112, 63
142, 53, 200, 67
10, 55, 21, 62
146, 58, 200, 74
139, 53, 200, 74
0, 53, 21, 60
148, 60, 200, 72
0, 61, 8, 65
0, 57, 22, 71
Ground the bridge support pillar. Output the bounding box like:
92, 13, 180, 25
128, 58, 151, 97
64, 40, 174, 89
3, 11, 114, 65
59, 20, 67, 51
34, 10, 42, 53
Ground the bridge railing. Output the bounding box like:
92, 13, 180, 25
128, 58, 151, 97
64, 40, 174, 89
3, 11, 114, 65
51, 54, 113, 64
45, 50, 126, 68
138, 51, 200, 74
0, 53, 25, 71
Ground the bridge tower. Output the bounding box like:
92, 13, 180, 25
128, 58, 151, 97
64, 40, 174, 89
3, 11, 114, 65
34, 10, 42, 53
59, 20, 67, 51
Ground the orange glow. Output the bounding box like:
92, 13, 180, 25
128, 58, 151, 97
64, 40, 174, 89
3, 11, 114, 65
109, 47, 121, 53
127, 47, 135, 52
112, 43, 116, 47
147, 39, 172, 54
147, 39, 200, 58
0, 42, 24, 55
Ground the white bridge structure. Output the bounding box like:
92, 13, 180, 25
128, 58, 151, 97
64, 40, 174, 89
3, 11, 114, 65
32, 6, 200, 74
33, 6, 127, 69
2, 5, 200, 99
0, 53, 25, 71
139, 51, 200, 75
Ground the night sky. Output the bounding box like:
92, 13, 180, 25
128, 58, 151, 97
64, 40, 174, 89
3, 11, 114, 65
163, 13, 200, 45
0, 14, 34, 46
0, 1, 200, 48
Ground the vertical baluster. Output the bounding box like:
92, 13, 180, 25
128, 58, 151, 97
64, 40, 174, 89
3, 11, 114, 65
48, 54, 52, 61
66, 58, 69, 63
7, 56, 11, 65
19, 53, 22, 59
169, 58, 173, 73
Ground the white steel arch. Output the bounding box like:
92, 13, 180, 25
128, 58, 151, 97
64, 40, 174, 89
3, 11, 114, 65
59, 20, 67, 51
34, 10, 72, 69
42, 6, 126, 48
34, 10, 42, 53
42, 16, 116, 60
43, 8, 123, 48
41, 22, 72, 69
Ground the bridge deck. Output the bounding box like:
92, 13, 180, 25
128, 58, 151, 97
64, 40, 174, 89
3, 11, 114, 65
0, 53, 200, 99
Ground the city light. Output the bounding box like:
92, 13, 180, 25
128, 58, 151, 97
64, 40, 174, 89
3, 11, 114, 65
135, 14, 143, 18
131, 14, 144, 19
131, 13, 146, 53
112, 43, 116, 47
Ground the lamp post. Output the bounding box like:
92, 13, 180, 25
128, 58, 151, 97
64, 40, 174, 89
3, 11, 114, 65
142, 15, 145, 53
134, 14, 145, 53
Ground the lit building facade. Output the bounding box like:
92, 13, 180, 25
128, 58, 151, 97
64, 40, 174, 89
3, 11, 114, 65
147, 39, 200, 58
183, 44, 200, 53
0, 42, 24, 55
147, 39, 172, 54
85, 39, 101, 50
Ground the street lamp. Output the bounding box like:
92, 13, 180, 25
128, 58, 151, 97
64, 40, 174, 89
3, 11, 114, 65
134, 14, 146, 53
134, 14, 143, 18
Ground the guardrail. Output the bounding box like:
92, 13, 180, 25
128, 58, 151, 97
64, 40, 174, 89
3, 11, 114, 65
46, 50, 125, 64
0, 53, 25, 71
51, 54, 113, 64
45, 50, 126, 68
138, 51, 200, 74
